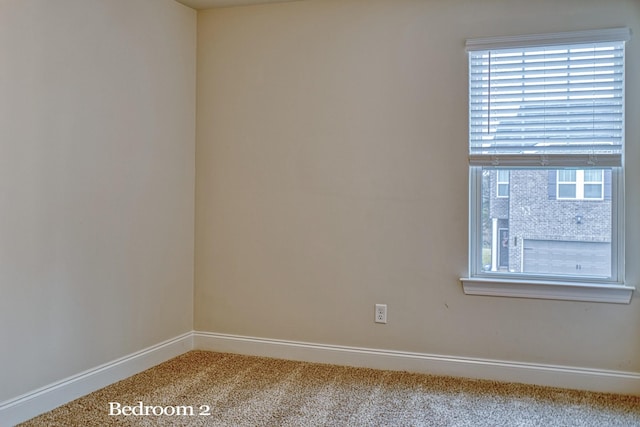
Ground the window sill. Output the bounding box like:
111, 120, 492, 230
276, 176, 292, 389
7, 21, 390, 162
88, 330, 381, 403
460, 277, 634, 304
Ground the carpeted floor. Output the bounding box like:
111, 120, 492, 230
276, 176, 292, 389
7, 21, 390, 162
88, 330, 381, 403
20, 351, 640, 426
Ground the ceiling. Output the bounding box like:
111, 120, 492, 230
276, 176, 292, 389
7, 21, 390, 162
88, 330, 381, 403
176, 0, 303, 9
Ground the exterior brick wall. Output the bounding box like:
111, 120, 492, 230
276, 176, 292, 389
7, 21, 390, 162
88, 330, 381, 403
486, 169, 611, 273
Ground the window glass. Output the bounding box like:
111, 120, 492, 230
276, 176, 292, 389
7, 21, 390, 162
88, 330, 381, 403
497, 170, 509, 197
584, 184, 602, 199
584, 170, 602, 182
480, 168, 612, 278
558, 170, 576, 182
558, 183, 577, 199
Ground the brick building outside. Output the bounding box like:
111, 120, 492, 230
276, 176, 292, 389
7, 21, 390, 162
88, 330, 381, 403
483, 169, 611, 277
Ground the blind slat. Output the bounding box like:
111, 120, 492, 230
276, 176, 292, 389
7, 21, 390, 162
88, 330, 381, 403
470, 59, 624, 71
470, 77, 624, 87
468, 36, 626, 167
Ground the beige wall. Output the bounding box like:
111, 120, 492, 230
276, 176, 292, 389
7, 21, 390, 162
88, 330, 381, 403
0, 0, 196, 401
3, 0, 639, 405
195, 0, 640, 372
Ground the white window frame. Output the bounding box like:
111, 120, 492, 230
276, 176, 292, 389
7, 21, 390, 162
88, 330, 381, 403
460, 28, 634, 304
557, 169, 604, 200
496, 170, 509, 198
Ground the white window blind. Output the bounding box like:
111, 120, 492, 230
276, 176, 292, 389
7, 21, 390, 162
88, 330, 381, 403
466, 28, 630, 167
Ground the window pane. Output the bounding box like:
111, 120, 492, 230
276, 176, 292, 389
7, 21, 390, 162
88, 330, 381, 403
497, 170, 509, 181
481, 168, 611, 277
584, 184, 603, 199
558, 184, 576, 199
497, 183, 509, 197
584, 169, 603, 182
558, 170, 576, 183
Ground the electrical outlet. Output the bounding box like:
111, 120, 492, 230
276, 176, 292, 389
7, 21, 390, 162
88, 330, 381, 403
375, 304, 387, 324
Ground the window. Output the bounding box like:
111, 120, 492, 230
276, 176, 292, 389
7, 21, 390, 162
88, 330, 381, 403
557, 170, 578, 199
496, 170, 509, 197
461, 28, 634, 303
557, 169, 604, 200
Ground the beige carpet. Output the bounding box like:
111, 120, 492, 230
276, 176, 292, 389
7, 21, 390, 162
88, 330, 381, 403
20, 351, 640, 426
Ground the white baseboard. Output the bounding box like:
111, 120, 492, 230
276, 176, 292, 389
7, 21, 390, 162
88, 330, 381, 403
0, 332, 193, 427
193, 331, 640, 396
4, 331, 639, 426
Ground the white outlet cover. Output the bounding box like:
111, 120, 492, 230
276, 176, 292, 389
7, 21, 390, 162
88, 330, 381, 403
375, 304, 387, 323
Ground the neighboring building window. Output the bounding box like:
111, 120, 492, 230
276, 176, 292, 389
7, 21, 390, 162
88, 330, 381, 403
496, 170, 509, 198
461, 28, 633, 303
557, 169, 604, 200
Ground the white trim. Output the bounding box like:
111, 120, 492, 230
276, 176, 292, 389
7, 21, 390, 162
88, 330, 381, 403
0, 332, 193, 427
4, 330, 640, 425
461, 277, 634, 304
465, 27, 631, 51
193, 331, 640, 396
